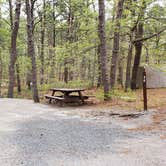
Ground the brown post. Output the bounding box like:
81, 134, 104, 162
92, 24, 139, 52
143, 67, 147, 111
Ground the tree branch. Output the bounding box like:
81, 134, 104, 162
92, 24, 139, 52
133, 27, 166, 43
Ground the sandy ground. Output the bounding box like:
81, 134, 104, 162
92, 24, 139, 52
0, 98, 165, 166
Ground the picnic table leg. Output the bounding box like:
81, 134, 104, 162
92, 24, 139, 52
49, 90, 55, 103
78, 91, 84, 104
63, 92, 69, 98
63, 92, 70, 104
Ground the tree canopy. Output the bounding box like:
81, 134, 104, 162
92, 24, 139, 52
0, 0, 165, 101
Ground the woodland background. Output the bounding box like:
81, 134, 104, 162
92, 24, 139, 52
0, 0, 166, 103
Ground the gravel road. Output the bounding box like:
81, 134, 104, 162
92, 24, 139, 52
0, 98, 165, 166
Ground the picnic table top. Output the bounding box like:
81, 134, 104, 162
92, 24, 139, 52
49, 88, 85, 92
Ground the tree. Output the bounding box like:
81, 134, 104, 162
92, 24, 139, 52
25, 0, 39, 102
125, 0, 137, 91
110, 0, 124, 88
131, 0, 146, 90
125, 30, 134, 91
0, 0, 166, 101
39, 0, 46, 85
0, 5, 3, 96
7, 0, 21, 98
98, 0, 110, 100
0, 49, 2, 97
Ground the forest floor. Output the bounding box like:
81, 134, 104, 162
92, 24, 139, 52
0, 98, 165, 166
89, 88, 166, 111
2, 87, 165, 111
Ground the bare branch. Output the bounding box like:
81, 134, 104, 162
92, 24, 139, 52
133, 27, 166, 43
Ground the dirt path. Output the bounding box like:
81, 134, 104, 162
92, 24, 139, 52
0, 99, 165, 166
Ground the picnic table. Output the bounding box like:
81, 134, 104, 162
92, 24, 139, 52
45, 88, 90, 105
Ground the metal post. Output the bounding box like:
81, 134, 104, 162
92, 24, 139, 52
142, 67, 147, 111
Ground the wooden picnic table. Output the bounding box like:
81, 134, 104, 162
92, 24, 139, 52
45, 88, 88, 105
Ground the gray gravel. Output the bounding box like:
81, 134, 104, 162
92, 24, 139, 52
0, 98, 166, 166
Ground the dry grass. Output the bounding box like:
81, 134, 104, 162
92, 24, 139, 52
93, 88, 166, 111
128, 108, 166, 132
1, 86, 166, 133
1, 86, 166, 111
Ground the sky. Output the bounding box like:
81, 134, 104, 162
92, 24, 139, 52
0, 0, 165, 18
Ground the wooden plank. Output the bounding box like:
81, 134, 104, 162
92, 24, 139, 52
66, 95, 89, 99
49, 88, 85, 93
44, 95, 64, 100
45, 95, 93, 100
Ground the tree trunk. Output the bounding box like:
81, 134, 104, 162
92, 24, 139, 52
7, 0, 21, 98
88, 59, 91, 80
25, 0, 39, 102
8, 0, 13, 28
0, 51, 2, 97
117, 60, 123, 88
131, 23, 144, 90
98, 0, 110, 100
125, 32, 134, 91
80, 56, 86, 80
52, 0, 56, 48
110, 0, 124, 88
0, 11, 1, 97
50, 0, 56, 78
39, 0, 46, 85
131, 0, 146, 90
97, 44, 102, 87
63, 0, 74, 83
92, 50, 97, 87
16, 63, 21, 93
64, 60, 68, 83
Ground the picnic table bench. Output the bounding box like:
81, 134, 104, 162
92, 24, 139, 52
45, 88, 92, 105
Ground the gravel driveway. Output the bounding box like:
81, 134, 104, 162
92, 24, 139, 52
0, 99, 165, 166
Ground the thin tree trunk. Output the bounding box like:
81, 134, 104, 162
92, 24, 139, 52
131, 23, 144, 90
63, 0, 74, 83
69, 59, 74, 81
80, 56, 86, 80
88, 59, 91, 80
125, 32, 134, 91
58, 63, 62, 81
16, 63, 21, 93
64, 60, 68, 83
124, 0, 137, 91
25, 0, 39, 102
52, 0, 56, 48
39, 0, 46, 85
92, 50, 97, 87
91, 2, 102, 88
98, 0, 110, 100
117, 60, 123, 88
131, 0, 146, 90
0, 52, 2, 97
8, 0, 21, 98
97, 44, 102, 87
8, 0, 13, 28
0, 11, 2, 96
50, 0, 56, 78
110, 0, 124, 88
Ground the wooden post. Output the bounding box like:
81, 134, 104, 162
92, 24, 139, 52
142, 67, 147, 111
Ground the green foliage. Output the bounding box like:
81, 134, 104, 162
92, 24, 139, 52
96, 88, 136, 102
110, 89, 136, 102
39, 79, 92, 91
0, 0, 166, 100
